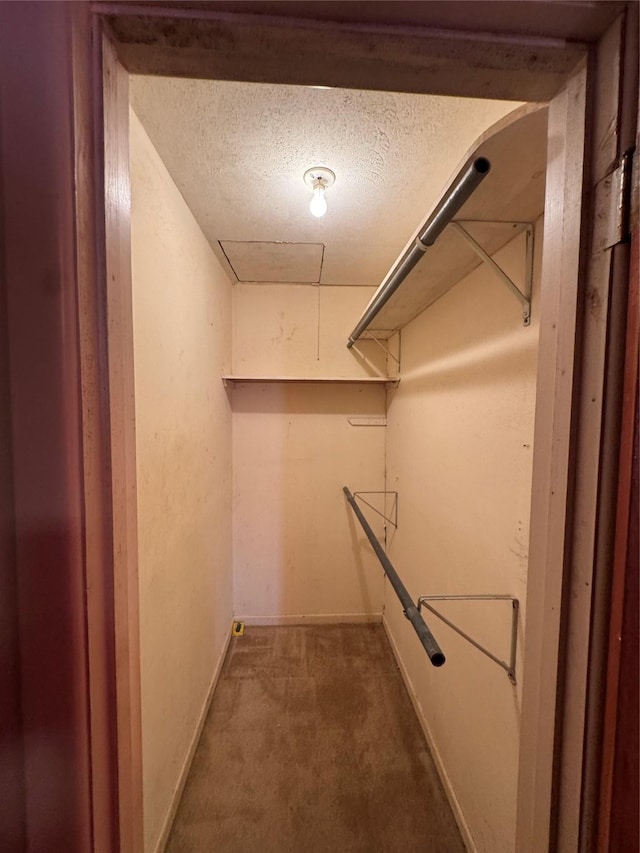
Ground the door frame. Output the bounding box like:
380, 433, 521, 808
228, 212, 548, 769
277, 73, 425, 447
76, 4, 635, 852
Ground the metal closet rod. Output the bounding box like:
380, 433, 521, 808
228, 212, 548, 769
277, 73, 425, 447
343, 486, 445, 667
346, 155, 491, 348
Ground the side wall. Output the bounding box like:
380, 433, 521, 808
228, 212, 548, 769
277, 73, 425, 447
384, 222, 542, 853
232, 283, 387, 621
130, 109, 233, 853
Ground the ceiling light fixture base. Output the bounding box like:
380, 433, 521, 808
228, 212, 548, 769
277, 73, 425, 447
303, 167, 335, 190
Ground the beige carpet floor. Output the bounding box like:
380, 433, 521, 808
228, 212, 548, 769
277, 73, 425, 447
166, 624, 466, 853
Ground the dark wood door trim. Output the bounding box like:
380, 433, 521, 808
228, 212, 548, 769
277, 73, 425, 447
0, 4, 95, 850
597, 218, 639, 853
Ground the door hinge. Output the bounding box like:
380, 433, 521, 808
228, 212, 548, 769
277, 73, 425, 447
592, 148, 636, 253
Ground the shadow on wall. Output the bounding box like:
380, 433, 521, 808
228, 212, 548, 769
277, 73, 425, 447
229, 382, 385, 415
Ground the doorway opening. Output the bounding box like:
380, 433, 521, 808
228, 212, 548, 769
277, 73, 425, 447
91, 8, 624, 853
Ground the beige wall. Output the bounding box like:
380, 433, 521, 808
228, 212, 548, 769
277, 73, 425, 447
130, 109, 233, 853
232, 283, 388, 377
232, 284, 387, 620
383, 222, 542, 853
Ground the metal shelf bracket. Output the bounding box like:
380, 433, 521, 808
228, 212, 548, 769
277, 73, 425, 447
417, 594, 520, 684
353, 491, 398, 529
359, 332, 401, 367
451, 220, 533, 326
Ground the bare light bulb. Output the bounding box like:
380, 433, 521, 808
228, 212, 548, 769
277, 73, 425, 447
303, 167, 335, 219
310, 184, 328, 218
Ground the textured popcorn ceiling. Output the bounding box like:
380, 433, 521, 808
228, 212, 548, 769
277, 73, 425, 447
130, 77, 519, 287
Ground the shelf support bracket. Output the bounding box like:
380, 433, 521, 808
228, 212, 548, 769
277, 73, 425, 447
417, 594, 519, 684
451, 221, 532, 326
353, 491, 398, 529
359, 332, 401, 367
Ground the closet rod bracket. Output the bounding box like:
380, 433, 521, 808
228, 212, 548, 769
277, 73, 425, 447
358, 332, 401, 368
451, 221, 533, 326
417, 594, 519, 684
349, 332, 401, 382
353, 491, 398, 529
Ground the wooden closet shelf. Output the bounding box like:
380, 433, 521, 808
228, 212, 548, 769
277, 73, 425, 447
349, 104, 548, 341
222, 375, 398, 386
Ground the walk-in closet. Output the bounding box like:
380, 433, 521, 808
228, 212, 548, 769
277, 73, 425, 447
126, 74, 547, 853
2, 3, 635, 853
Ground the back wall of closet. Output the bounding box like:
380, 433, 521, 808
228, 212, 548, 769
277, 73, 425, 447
232, 284, 388, 621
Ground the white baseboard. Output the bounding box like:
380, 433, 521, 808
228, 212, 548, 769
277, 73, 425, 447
239, 612, 383, 626
382, 615, 477, 853
153, 627, 232, 853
